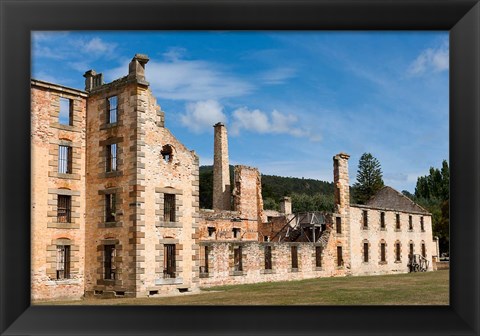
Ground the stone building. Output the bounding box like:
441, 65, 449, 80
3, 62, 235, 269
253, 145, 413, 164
31, 54, 437, 301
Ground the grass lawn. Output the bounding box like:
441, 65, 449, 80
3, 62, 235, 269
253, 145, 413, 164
35, 270, 449, 306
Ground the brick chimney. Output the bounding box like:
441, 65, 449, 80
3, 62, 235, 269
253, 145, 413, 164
83, 70, 103, 92
333, 152, 350, 214
128, 54, 149, 81
212, 122, 231, 210
280, 196, 292, 215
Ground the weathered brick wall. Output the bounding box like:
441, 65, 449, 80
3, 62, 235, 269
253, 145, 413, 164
198, 210, 259, 241
31, 80, 87, 301
84, 79, 141, 298
198, 228, 347, 287
140, 85, 199, 296
349, 205, 435, 275
233, 165, 264, 225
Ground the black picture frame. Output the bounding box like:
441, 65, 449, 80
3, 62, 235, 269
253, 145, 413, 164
1, 0, 479, 335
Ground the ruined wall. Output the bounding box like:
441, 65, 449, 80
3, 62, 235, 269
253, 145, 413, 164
31, 80, 87, 300
349, 205, 435, 275
198, 228, 347, 287
198, 210, 259, 241
84, 55, 199, 298
233, 165, 264, 226
84, 78, 141, 298
140, 84, 199, 296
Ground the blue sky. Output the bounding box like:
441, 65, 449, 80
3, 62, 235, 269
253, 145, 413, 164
32, 31, 449, 193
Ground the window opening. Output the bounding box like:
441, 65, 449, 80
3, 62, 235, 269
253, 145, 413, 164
104, 245, 116, 280
164, 244, 176, 278
163, 193, 176, 222
265, 245, 272, 270
59, 97, 73, 125
56, 245, 70, 279
58, 145, 72, 174
363, 242, 369, 262
57, 195, 72, 223
106, 143, 117, 172
107, 96, 118, 124
233, 246, 243, 272
105, 193, 116, 222
315, 246, 322, 268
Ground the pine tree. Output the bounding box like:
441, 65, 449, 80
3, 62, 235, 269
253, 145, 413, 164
353, 153, 384, 204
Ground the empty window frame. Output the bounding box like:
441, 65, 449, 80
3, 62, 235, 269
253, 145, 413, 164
291, 246, 298, 269
106, 96, 118, 124
207, 227, 216, 237
380, 243, 386, 262
409, 243, 414, 263
56, 245, 71, 279
59, 97, 73, 126
336, 217, 342, 234
232, 228, 241, 239
264, 245, 272, 270
105, 193, 116, 222
164, 244, 176, 278
337, 246, 343, 267
395, 214, 401, 230
362, 210, 368, 228
395, 242, 401, 262
363, 242, 369, 262
58, 145, 73, 174
57, 195, 72, 223
104, 245, 116, 280
409, 215, 413, 230
420, 217, 425, 231
233, 246, 243, 272
161, 145, 173, 163
315, 246, 322, 268
380, 212, 385, 229
106, 143, 117, 172
421, 243, 426, 258
201, 246, 209, 274
163, 193, 176, 222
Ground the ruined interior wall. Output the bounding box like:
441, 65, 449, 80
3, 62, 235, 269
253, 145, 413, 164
31, 82, 87, 301
350, 206, 435, 275
140, 87, 199, 296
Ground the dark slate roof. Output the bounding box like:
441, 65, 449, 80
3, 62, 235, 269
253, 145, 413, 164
364, 186, 429, 214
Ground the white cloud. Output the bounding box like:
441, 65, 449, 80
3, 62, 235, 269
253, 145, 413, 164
408, 40, 449, 76
105, 59, 254, 101
230, 106, 320, 141
259, 67, 296, 84
162, 47, 187, 61
180, 100, 227, 133
83, 37, 115, 54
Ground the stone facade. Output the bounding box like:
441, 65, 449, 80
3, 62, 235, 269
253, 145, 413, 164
31, 53, 436, 302
31, 80, 87, 300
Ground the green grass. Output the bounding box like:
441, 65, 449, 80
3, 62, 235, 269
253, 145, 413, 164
35, 270, 449, 306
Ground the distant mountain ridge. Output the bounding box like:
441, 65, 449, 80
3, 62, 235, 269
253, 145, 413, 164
199, 165, 334, 210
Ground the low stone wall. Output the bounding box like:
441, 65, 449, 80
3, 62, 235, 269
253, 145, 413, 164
198, 233, 347, 288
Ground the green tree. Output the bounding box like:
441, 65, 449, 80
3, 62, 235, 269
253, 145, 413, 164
414, 160, 449, 253
353, 153, 384, 204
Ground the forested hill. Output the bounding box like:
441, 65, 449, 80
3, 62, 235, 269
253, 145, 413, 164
199, 165, 334, 211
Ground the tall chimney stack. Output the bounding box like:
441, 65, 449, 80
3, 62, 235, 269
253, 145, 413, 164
213, 122, 231, 210
333, 152, 350, 214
